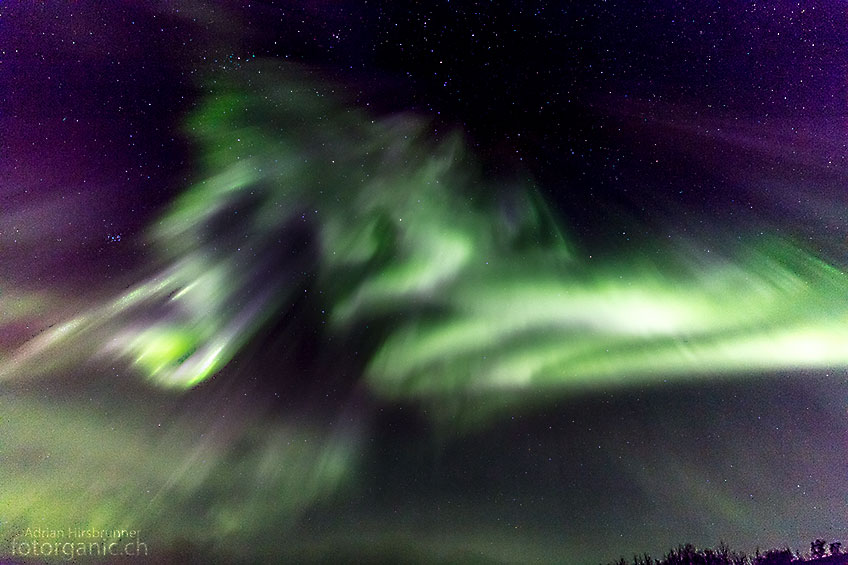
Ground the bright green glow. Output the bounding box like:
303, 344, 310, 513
3, 62, 848, 414
367, 247, 848, 401
130, 326, 197, 377
331, 227, 474, 325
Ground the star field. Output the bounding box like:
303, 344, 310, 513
1, 3, 847, 564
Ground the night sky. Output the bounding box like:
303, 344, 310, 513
2, 2, 848, 564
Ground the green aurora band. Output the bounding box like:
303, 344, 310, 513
4, 63, 848, 405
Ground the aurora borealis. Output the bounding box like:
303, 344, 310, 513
2, 2, 848, 564
6, 66, 848, 402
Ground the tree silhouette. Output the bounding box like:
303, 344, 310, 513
603, 538, 848, 565
812, 539, 827, 559
754, 548, 794, 565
